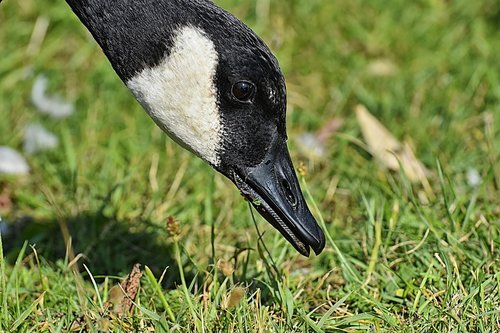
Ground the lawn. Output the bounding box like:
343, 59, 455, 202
0, 0, 499, 331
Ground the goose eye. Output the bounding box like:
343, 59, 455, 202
232, 81, 255, 102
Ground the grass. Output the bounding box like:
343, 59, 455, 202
0, 0, 499, 331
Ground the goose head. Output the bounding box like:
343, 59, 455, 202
67, 0, 325, 256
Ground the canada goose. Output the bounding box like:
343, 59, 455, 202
65, 0, 325, 256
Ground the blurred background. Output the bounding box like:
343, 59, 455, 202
0, 0, 499, 330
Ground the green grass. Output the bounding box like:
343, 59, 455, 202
1, 0, 499, 331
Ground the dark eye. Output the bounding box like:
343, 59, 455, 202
232, 81, 255, 102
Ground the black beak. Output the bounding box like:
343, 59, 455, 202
229, 134, 325, 256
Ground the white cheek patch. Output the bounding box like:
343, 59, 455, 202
127, 26, 221, 166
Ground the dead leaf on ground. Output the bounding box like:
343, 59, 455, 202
355, 105, 432, 193
223, 286, 246, 310
105, 263, 143, 315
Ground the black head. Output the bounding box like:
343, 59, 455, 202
201, 10, 325, 256
66, 0, 326, 256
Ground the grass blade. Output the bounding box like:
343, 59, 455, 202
83, 264, 104, 312
10, 292, 45, 331
144, 266, 176, 322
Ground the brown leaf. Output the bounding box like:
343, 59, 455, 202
399, 142, 431, 185
355, 105, 430, 185
105, 263, 143, 315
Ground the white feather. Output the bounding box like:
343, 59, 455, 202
127, 26, 221, 166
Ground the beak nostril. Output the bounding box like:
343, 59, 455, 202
281, 179, 297, 207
